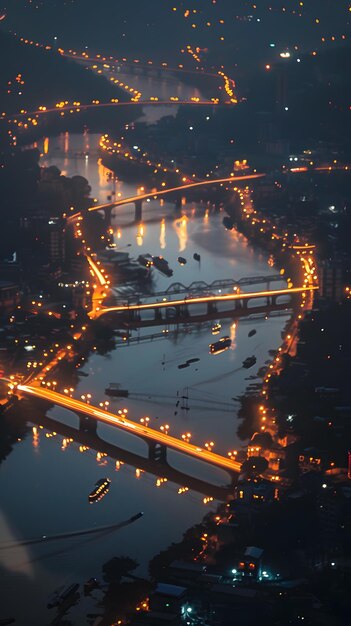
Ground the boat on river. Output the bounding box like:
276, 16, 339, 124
129, 512, 144, 522
48, 583, 79, 608
177, 256, 187, 265
248, 329, 257, 337
138, 254, 153, 268
242, 355, 257, 369
210, 336, 232, 354
211, 322, 221, 335
105, 383, 129, 397
89, 478, 111, 503
152, 255, 173, 277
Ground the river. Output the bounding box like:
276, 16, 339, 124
0, 75, 289, 625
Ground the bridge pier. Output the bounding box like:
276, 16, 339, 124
148, 441, 167, 462
174, 194, 182, 215
178, 304, 189, 318
207, 302, 217, 315
154, 308, 163, 321
134, 199, 143, 222
104, 206, 113, 225
79, 415, 97, 435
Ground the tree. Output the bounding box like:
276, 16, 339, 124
102, 556, 138, 584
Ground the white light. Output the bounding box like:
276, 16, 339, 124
231, 568, 237, 574
285, 107, 289, 111
322, 483, 327, 489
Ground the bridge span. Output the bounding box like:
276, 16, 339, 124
87, 174, 265, 222
27, 412, 231, 500
92, 285, 317, 321
114, 275, 284, 304
18, 385, 242, 476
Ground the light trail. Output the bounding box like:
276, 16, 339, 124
88, 174, 266, 212
17, 385, 242, 474
93, 285, 318, 318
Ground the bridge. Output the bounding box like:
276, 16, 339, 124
87, 174, 265, 222
26, 411, 230, 500
63, 51, 222, 81
114, 275, 284, 304
91, 285, 317, 323
17, 384, 242, 477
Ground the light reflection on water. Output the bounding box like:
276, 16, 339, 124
0, 132, 290, 624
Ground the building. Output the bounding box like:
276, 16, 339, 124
236, 546, 264, 580
129, 583, 189, 626
0, 281, 20, 314
319, 258, 344, 302
149, 583, 188, 615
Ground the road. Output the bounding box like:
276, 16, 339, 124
17, 384, 242, 475
92, 285, 317, 319
88, 174, 266, 212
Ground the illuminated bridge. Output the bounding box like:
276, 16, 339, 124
91, 285, 317, 325
87, 174, 265, 222
28, 413, 231, 500
18, 384, 242, 477
114, 275, 284, 304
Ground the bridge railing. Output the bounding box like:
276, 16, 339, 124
112, 274, 283, 305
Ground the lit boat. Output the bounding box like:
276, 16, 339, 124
89, 478, 111, 503
211, 322, 222, 335
209, 336, 232, 354
137, 254, 153, 268
242, 355, 257, 369
177, 256, 187, 265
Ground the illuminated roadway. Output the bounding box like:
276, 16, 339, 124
17, 384, 242, 475
62, 51, 224, 80
88, 174, 266, 212
8, 99, 224, 122
91, 285, 318, 319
